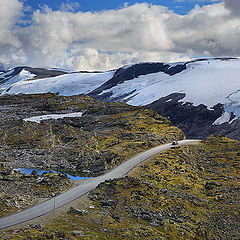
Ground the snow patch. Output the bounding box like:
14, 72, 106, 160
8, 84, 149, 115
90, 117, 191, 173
229, 117, 238, 124
225, 90, 240, 117
213, 112, 231, 125
24, 112, 83, 124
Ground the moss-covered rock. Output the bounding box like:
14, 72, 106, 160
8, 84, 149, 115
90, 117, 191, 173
3, 136, 239, 239
0, 94, 184, 176
0, 167, 71, 218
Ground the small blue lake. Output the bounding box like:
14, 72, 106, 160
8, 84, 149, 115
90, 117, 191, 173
15, 168, 89, 181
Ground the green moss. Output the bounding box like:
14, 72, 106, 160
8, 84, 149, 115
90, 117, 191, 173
1, 94, 184, 177
3, 136, 237, 239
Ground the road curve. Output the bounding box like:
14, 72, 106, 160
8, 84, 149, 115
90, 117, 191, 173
0, 139, 200, 230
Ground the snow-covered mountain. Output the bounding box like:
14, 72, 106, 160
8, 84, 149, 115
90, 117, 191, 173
0, 66, 114, 96
1, 57, 240, 139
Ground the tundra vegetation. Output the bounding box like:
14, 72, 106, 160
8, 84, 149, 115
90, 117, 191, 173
1, 135, 239, 239
0, 94, 183, 217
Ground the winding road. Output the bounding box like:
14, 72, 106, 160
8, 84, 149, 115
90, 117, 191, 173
0, 139, 200, 230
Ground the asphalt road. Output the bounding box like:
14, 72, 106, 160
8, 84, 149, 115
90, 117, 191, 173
0, 139, 200, 230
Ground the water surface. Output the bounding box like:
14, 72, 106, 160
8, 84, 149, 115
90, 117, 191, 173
15, 168, 89, 181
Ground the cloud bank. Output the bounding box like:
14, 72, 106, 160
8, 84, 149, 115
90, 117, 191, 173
224, 0, 240, 15
0, 0, 239, 70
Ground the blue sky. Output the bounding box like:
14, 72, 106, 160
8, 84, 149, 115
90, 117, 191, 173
25, 0, 222, 14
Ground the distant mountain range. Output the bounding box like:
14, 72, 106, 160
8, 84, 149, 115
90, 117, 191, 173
1, 57, 240, 140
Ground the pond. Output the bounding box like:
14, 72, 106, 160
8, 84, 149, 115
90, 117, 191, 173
15, 168, 90, 181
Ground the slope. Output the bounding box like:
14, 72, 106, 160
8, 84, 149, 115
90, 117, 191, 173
1, 136, 239, 239
0, 93, 184, 176
1, 58, 240, 139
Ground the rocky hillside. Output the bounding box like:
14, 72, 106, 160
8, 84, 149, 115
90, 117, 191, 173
146, 93, 240, 140
1, 58, 240, 140
2, 136, 239, 239
0, 165, 71, 218
0, 93, 183, 176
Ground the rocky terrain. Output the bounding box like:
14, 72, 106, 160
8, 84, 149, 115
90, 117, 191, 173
0, 94, 183, 176
146, 93, 240, 140
1, 135, 239, 239
1, 58, 240, 141
0, 166, 71, 218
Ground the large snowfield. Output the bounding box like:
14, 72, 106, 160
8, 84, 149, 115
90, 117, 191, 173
1, 58, 240, 124
0, 70, 115, 96
101, 59, 240, 120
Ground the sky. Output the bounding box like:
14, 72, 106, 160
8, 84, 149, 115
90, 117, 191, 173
0, 0, 240, 70
24, 0, 221, 15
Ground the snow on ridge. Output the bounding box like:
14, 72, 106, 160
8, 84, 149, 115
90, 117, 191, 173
100, 58, 240, 118
0, 69, 36, 92
0, 69, 14, 78
2, 58, 240, 121
1, 70, 115, 96
121, 64, 135, 70
23, 112, 83, 123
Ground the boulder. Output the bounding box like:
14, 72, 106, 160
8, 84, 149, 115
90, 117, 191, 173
72, 230, 84, 236
67, 206, 88, 215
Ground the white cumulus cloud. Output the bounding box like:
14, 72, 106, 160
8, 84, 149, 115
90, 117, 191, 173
0, 0, 240, 70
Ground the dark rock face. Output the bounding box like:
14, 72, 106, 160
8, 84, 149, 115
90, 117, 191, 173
90, 160, 106, 174
67, 206, 88, 215
100, 199, 117, 207
89, 62, 187, 100
147, 93, 240, 140
24, 67, 67, 78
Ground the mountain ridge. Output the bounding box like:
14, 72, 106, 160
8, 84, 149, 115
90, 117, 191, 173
1, 57, 240, 140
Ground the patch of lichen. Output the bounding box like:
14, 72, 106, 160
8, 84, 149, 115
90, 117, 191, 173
125, 135, 240, 239
84, 178, 213, 240
3, 135, 239, 239
2, 227, 67, 240
0, 94, 184, 176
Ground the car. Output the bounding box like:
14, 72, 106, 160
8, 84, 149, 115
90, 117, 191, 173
172, 141, 178, 145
